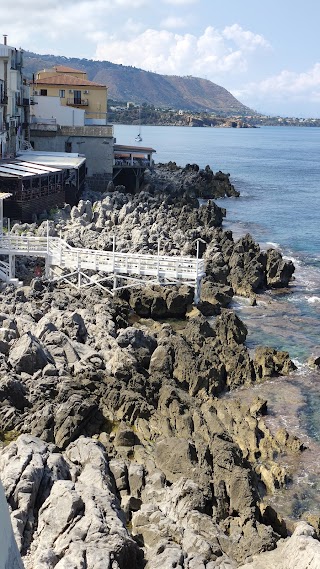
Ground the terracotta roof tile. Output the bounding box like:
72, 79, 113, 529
53, 65, 86, 73
32, 74, 106, 88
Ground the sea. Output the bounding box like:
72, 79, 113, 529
114, 124, 320, 522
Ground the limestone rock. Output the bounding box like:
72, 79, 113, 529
266, 248, 295, 288
254, 346, 296, 379
9, 332, 53, 375
238, 522, 320, 569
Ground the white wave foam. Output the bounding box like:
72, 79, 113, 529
283, 254, 301, 265
292, 359, 306, 370
307, 296, 320, 304
266, 241, 280, 249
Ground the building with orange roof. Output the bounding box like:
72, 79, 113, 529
28, 64, 116, 191
31, 65, 108, 125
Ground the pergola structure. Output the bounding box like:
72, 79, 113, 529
113, 144, 156, 192
0, 160, 65, 222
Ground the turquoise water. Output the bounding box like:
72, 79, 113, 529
114, 125, 320, 518
114, 124, 320, 362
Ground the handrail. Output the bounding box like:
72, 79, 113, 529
0, 234, 206, 285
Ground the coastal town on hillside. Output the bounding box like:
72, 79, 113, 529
2, 35, 320, 225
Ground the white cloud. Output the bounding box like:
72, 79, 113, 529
95, 25, 269, 77
233, 63, 320, 115
160, 16, 189, 29
236, 63, 320, 99
113, 0, 147, 6
163, 0, 198, 4
223, 23, 271, 51
2, 0, 151, 55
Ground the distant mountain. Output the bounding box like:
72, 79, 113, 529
23, 52, 253, 115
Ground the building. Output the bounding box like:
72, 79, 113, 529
29, 65, 114, 191
1, 151, 86, 222
0, 35, 29, 158
29, 122, 114, 192
113, 144, 156, 191
28, 66, 156, 194
31, 65, 107, 126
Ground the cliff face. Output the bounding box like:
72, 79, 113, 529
23, 52, 251, 114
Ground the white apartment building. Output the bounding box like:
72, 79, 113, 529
0, 35, 29, 158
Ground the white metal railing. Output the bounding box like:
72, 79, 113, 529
0, 233, 206, 297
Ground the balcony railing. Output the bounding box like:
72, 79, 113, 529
66, 98, 89, 107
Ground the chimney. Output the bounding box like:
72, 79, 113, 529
3, 35, 7, 45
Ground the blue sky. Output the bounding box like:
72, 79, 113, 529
3, 0, 320, 117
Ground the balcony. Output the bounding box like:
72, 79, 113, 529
16, 97, 30, 107
66, 98, 89, 107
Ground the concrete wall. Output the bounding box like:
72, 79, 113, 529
0, 479, 24, 568
32, 80, 107, 121
30, 125, 115, 191
30, 96, 85, 126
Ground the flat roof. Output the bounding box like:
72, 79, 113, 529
17, 151, 86, 170
0, 160, 63, 179
114, 144, 156, 153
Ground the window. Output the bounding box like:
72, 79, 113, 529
73, 90, 81, 105
40, 89, 47, 96
59, 90, 65, 98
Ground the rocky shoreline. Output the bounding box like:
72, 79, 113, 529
0, 162, 319, 568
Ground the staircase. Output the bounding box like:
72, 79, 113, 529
0, 260, 23, 286
0, 233, 206, 301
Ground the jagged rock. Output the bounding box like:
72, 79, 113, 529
0, 436, 142, 568
307, 353, 320, 369
114, 425, 137, 448
0, 175, 303, 569
238, 522, 320, 569
253, 346, 296, 378
154, 438, 199, 484
214, 310, 248, 346
126, 285, 194, 318
200, 279, 233, 313
266, 248, 295, 288
9, 332, 53, 375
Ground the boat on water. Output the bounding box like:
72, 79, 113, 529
135, 106, 142, 142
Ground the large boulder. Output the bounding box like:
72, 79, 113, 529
238, 522, 320, 569
126, 285, 194, 318
266, 248, 295, 288
8, 333, 53, 375
253, 346, 296, 378
155, 437, 199, 483
0, 436, 142, 568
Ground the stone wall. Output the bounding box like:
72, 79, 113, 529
29, 126, 114, 180
86, 171, 113, 192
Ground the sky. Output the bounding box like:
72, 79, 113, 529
2, 0, 320, 117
